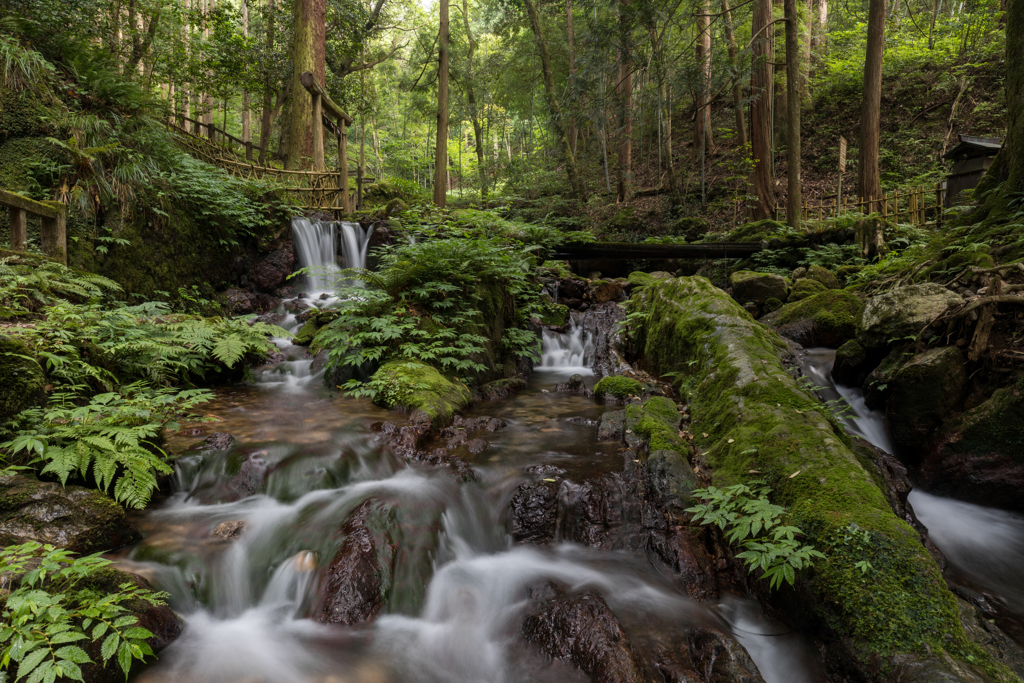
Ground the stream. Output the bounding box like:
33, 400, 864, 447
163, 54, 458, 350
112, 225, 1020, 682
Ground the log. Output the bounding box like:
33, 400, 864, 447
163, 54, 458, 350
299, 72, 353, 125
0, 189, 61, 219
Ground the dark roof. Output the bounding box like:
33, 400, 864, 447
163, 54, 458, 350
942, 134, 1002, 161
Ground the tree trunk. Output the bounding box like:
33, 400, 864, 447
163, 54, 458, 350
811, 0, 827, 72
461, 0, 487, 198
242, 0, 251, 148
616, 0, 633, 202
695, 0, 713, 152
288, 0, 326, 169
721, 0, 747, 148
434, 0, 450, 207
750, 0, 775, 219
258, 0, 276, 164
785, 0, 802, 228
857, 0, 885, 210
567, 0, 578, 156
978, 0, 1022, 194
801, 0, 811, 103
522, 0, 587, 200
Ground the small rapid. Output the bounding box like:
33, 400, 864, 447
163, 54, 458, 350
537, 321, 595, 374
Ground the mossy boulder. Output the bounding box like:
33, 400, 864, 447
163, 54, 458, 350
666, 216, 710, 241
537, 301, 569, 327
623, 396, 685, 453
726, 219, 789, 243
0, 474, 140, 553
384, 197, 408, 217
292, 320, 318, 346
729, 270, 789, 306
762, 289, 864, 348
371, 361, 472, 428
588, 280, 623, 304
628, 271, 655, 287
886, 346, 967, 464
832, 340, 870, 387
788, 278, 829, 302
0, 334, 46, 423
630, 277, 1001, 677
762, 297, 783, 314
593, 375, 644, 400
806, 265, 840, 290
858, 283, 963, 350
919, 388, 1024, 513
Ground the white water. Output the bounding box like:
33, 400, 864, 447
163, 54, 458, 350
290, 217, 373, 294
537, 321, 595, 374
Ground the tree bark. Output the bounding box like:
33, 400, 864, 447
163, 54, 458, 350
616, 0, 633, 202
242, 0, 251, 148
801, 0, 811, 103
785, 0, 802, 228
462, 0, 487, 197
288, 0, 326, 170
434, 0, 450, 207
695, 0, 713, 152
749, 0, 775, 219
857, 0, 885, 210
721, 0, 747, 148
567, 0, 578, 156
522, 0, 587, 200
258, 0, 276, 164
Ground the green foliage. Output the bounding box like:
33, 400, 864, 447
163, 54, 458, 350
0, 30, 56, 96
0, 256, 121, 318
687, 482, 825, 589
1, 384, 212, 508
0, 542, 166, 683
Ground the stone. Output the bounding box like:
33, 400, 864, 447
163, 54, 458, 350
188, 449, 268, 504
806, 264, 840, 289
384, 197, 407, 217
0, 334, 45, 423
371, 361, 472, 428
478, 377, 527, 400
791, 267, 808, 280
211, 520, 245, 540
250, 244, 294, 291
597, 410, 626, 440
858, 284, 963, 350
762, 289, 864, 348
832, 340, 871, 387
787, 277, 828, 302
202, 432, 236, 450
555, 374, 593, 396
311, 500, 396, 626
593, 375, 643, 401
588, 280, 624, 304
0, 474, 140, 553
886, 346, 967, 464
573, 303, 630, 378
222, 287, 256, 314
522, 592, 648, 683
508, 480, 560, 545
728, 270, 789, 306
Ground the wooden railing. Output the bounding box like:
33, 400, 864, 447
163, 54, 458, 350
776, 183, 947, 226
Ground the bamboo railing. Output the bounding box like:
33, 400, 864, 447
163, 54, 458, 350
776, 183, 947, 227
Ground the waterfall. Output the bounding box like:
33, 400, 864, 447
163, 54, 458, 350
538, 321, 595, 372
338, 221, 374, 271
290, 218, 374, 293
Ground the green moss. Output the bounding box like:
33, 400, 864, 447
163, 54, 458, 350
940, 388, 1024, 463
628, 271, 655, 287
763, 297, 783, 313
593, 375, 644, 399
788, 278, 829, 301
630, 277, 986, 672
292, 321, 318, 346
835, 265, 865, 284
537, 301, 569, 327
0, 334, 46, 423
0, 137, 63, 192
371, 361, 472, 428
806, 265, 840, 289
763, 289, 864, 340
726, 219, 789, 243
836, 339, 866, 365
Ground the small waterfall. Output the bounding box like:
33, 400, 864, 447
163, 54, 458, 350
290, 218, 340, 293
338, 221, 374, 270
538, 322, 595, 373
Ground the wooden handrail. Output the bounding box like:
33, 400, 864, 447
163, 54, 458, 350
299, 72, 354, 125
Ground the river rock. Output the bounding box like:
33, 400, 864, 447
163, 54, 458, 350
312, 500, 396, 626
0, 474, 140, 553
918, 388, 1024, 512
522, 592, 649, 683
508, 479, 560, 545
729, 271, 789, 306
831, 340, 871, 387
858, 283, 962, 349
555, 373, 593, 396
686, 627, 767, 683
886, 346, 967, 463
211, 520, 246, 540
787, 278, 828, 302
478, 378, 527, 400
222, 287, 257, 314
598, 410, 626, 440
188, 450, 268, 504
202, 432, 236, 450
588, 280, 624, 305
250, 243, 295, 291
0, 335, 46, 423
573, 303, 630, 378
806, 264, 840, 289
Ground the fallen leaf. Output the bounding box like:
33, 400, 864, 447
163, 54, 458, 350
761, 359, 768, 365
749, 469, 762, 474
543, 478, 557, 482
626, 429, 633, 434
795, 409, 803, 414
702, 432, 709, 438
789, 470, 802, 478
727, 438, 735, 443
634, 459, 641, 463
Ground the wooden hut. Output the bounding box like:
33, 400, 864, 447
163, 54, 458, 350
942, 134, 1002, 207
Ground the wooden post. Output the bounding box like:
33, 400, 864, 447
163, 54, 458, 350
9, 206, 26, 251
339, 124, 350, 214
882, 193, 888, 220
312, 93, 325, 172
246, 141, 253, 162
936, 182, 943, 225
40, 209, 66, 266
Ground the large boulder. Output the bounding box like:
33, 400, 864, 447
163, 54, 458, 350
919, 388, 1024, 512
806, 265, 841, 290
371, 361, 472, 428
249, 244, 295, 291
858, 284, 962, 349
886, 346, 967, 464
0, 474, 140, 553
0, 334, 46, 423
729, 271, 789, 306
762, 289, 865, 348
832, 340, 871, 387
222, 288, 257, 314
787, 278, 829, 302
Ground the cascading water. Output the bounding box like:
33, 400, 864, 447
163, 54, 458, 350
538, 321, 595, 373
290, 217, 340, 293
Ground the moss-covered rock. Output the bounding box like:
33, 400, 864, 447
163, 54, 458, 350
0, 334, 46, 423
371, 361, 472, 428
384, 197, 408, 217
832, 340, 870, 387
292, 320, 318, 346
858, 283, 963, 350
726, 219, 789, 243
886, 346, 967, 464
593, 375, 644, 400
729, 270, 789, 306
806, 265, 840, 289
631, 277, 1003, 678
628, 271, 655, 287
762, 297, 783, 314
761, 289, 864, 348
788, 278, 829, 302
835, 265, 865, 284
537, 301, 569, 327
666, 216, 710, 241
623, 396, 685, 453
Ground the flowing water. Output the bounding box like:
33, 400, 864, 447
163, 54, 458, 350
537, 321, 595, 374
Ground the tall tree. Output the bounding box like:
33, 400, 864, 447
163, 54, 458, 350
434, 0, 450, 207
566, 0, 578, 155
288, 0, 326, 169
522, 0, 587, 200
461, 0, 488, 197
857, 0, 885, 210
695, 0, 713, 152
721, 0, 747, 147
976, 0, 1022, 196
785, 0, 802, 228
749, 0, 775, 218
616, 0, 633, 201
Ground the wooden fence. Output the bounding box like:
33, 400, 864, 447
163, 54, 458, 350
775, 183, 947, 226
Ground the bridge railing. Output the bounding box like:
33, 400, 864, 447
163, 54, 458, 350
775, 184, 947, 226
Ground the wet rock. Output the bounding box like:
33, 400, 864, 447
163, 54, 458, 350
0, 474, 140, 554
478, 378, 527, 400
858, 283, 962, 349
686, 628, 766, 683
729, 271, 789, 306
508, 480, 559, 545
211, 520, 246, 540
556, 374, 593, 396
466, 438, 488, 454
250, 244, 295, 291
252, 293, 281, 313
574, 303, 630, 378
918, 388, 1024, 512
806, 264, 840, 290
273, 284, 298, 298
886, 346, 967, 463
646, 450, 698, 513
559, 278, 589, 301
742, 302, 760, 318
285, 297, 312, 313
522, 592, 649, 683
312, 500, 396, 626
588, 280, 624, 305
566, 416, 598, 427
762, 290, 864, 349
0, 335, 46, 423
188, 450, 268, 504
831, 340, 871, 387
372, 361, 472, 428
956, 599, 1024, 681
450, 415, 507, 433
223, 288, 257, 314
202, 432, 236, 450
381, 423, 432, 458
598, 410, 626, 440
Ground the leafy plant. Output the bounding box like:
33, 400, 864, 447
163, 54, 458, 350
0, 542, 166, 683
686, 482, 825, 589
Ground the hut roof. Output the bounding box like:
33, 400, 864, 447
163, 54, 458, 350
942, 134, 1002, 162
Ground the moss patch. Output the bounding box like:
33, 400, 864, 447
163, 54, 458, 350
593, 375, 644, 399
762, 289, 864, 343
371, 361, 472, 428
631, 276, 994, 675
0, 334, 46, 423
624, 396, 686, 454
788, 278, 828, 301
725, 219, 789, 243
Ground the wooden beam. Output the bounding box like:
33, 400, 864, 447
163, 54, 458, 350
548, 242, 763, 260
9, 206, 26, 251
312, 92, 325, 171
339, 126, 350, 214
299, 71, 354, 125
0, 189, 61, 219
41, 213, 67, 265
